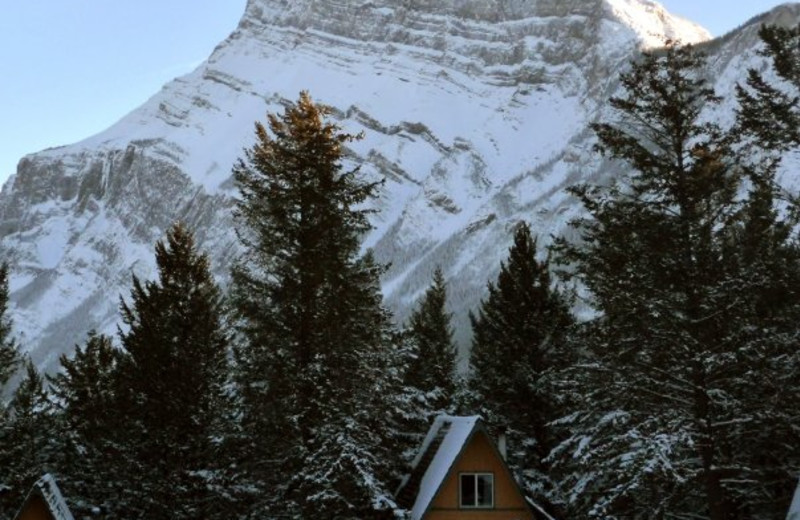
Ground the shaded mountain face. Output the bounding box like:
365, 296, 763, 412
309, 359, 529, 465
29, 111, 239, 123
0, 0, 792, 369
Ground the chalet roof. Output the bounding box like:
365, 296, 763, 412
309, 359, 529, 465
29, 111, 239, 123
788, 478, 800, 520
14, 474, 74, 520
395, 415, 481, 520
395, 415, 557, 520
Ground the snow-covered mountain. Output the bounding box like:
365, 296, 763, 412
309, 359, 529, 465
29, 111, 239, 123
0, 0, 795, 370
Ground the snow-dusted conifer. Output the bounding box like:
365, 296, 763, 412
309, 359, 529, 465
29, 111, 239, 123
405, 267, 457, 414
0, 263, 20, 390
48, 332, 127, 517
114, 222, 230, 518
51, 332, 121, 443
731, 23, 800, 516
469, 222, 573, 516
736, 24, 800, 152
0, 361, 59, 518
553, 42, 800, 519
230, 92, 403, 518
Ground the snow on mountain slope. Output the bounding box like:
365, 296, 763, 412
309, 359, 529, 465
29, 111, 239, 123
1, 0, 788, 369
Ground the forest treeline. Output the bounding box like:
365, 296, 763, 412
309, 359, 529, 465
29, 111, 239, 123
2, 28, 800, 520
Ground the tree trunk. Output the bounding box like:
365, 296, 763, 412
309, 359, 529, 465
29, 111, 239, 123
693, 361, 726, 520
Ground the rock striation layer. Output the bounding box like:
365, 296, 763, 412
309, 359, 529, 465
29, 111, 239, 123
0, 0, 794, 369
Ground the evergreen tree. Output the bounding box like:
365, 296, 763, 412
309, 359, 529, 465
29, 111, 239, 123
49, 332, 127, 517
289, 251, 408, 519
468, 223, 574, 514
736, 24, 800, 153
114, 222, 230, 518
553, 42, 800, 519
0, 262, 23, 513
0, 263, 20, 389
0, 361, 59, 518
734, 22, 800, 516
231, 92, 403, 518
50, 332, 121, 444
405, 266, 457, 414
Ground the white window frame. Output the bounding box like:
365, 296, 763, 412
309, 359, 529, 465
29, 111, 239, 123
459, 472, 494, 509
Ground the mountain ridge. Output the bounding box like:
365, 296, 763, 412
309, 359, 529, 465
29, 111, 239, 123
0, 1, 794, 370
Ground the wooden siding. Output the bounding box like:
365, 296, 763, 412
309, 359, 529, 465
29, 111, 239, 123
15, 495, 56, 520
425, 430, 533, 520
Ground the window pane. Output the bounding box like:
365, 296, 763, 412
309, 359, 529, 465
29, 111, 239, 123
477, 474, 493, 506
460, 474, 475, 506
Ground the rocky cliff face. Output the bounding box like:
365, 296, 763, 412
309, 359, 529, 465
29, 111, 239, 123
0, 0, 792, 369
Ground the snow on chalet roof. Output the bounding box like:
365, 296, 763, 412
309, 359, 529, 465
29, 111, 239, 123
788, 478, 800, 520
396, 415, 481, 520
17, 474, 75, 520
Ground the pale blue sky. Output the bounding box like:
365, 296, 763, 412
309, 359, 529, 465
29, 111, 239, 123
0, 1, 789, 184
0, 1, 246, 183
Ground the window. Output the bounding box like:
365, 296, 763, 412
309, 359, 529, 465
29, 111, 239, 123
459, 473, 494, 508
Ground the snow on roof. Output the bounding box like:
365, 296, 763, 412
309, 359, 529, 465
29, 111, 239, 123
21, 474, 75, 520
407, 415, 481, 520
527, 496, 557, 520
788, 478, 800, 520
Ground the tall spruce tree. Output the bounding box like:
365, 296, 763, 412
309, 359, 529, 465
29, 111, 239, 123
49, 332, 127, 517
0, 262, 30, 518
0, 361, 59, 518
553, 42, 800, 519
231, 92, 403, 518
405, 266, 457, 414
114, 222, 230, 518
0, 263, 20, 389
51, 332, 121, 446
468, 223, 573, 515
734, 22, 800, 516
0, 263, 20, 510
736, 24, 800, 153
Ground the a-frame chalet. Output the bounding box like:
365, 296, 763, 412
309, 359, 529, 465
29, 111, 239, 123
396, 415, 551, 520
13, 474, 74, 520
